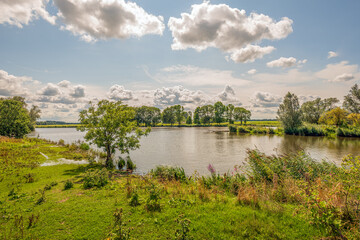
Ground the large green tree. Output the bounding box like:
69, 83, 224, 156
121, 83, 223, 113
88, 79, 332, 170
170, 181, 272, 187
135, 106, 161, 127
0, 99, 31, 138
343, 84, 360, 113
193, 107, 200, 124
277, 92, 302, 132
198, 105, 214, 124
233, 107, 251, 125
214, 101, 226, 123
301, 97, 339, 124
226, 104, 235, 124
78, 100, 150, 168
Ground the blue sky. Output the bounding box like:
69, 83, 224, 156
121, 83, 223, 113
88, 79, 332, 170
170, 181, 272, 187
0, 0, 359, 120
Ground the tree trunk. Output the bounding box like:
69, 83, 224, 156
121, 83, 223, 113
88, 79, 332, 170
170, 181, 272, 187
105, 144, 114, 169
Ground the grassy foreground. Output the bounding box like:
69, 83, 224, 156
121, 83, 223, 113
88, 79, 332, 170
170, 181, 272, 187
1, 137, 359, 239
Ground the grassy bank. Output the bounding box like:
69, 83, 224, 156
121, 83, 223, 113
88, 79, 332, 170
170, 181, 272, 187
1, 137, 359, 239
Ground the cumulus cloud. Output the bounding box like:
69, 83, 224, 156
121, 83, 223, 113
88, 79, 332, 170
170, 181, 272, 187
266, 57, 306, 68
39, 83, 61, 96
54, 0, 165, 42
0, 0, 56, 27
332, 73, 355, 82
230, 45, 275, 63
250, 91, 282, 108
212, 85, 241, 105
153, 65, 250, 87
328, 51, 338, 59
58, 80, 71, 88
153, 85, 209, 108
70, 85, 86, 98
108, 84, 136, 101
168, 2, 292, 63
316, 61, 360, 82
0, 70, 35, 96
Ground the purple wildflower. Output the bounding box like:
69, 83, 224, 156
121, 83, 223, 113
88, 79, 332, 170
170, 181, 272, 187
207, 164, 216, 175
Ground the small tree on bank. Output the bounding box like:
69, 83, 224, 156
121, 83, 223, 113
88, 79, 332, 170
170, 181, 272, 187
277, 92, 302, 132
78, 100, 150, 168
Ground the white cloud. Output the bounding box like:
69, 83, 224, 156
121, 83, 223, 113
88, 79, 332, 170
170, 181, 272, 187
328, 51, 338, 59
153, 65, 251, 87
316, 61, 360, 82
212, 85, 241, 105
0, 0, 56, 27
70, 85, 86, 98
230, 45, 275, 63
0, 70, 35, 96
168, 2, 292, 63
247, 69, 257, 75
58, 80, 71, 88
266, 57, 306, 68
332, 73, 355, 82
39, 83, 61, 96
108, 84, 136, 101
250, 91, 282, 108
54, 0, 165, 42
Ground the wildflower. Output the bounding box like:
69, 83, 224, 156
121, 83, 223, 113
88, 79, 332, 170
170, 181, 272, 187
207, 164, 216, 175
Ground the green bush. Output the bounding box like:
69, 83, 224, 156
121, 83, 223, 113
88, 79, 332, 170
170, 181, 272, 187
126, 157, 136, 171
79, 142, 90, 151
64, 180, 74, 190
118, 157, 126, 170
145, 185, 161, 212
150, 166, 188, 183
82, 169, 109, 189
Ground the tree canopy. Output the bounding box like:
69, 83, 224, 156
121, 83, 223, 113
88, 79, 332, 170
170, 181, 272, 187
343, 84, 360, 113
277, 92, 302, 132
78, 100, 150, 168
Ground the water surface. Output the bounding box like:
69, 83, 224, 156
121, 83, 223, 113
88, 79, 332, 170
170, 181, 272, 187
29, 128, 360, 175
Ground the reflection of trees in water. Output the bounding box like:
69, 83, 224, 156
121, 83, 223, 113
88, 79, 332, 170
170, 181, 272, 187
277, 135, 360, 160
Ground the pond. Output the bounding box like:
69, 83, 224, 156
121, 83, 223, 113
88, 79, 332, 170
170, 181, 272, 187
29, 127, 360, 175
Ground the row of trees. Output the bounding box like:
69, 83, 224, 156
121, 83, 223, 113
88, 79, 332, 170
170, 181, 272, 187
134, 102, 251, 126
278, 84, 360, 131
0, 96, 40, 138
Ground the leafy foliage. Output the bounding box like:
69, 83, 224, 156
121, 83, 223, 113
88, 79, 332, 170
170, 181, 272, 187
78, 100, 150, 168
343, 83, 360, 113
277, 92, 302, 132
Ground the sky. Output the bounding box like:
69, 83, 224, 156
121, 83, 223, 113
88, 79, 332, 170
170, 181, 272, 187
0, 0, 359, 121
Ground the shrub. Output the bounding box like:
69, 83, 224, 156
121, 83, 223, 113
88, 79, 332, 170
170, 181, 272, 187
24, 173, 35, 183
64, 180, 74, 190
110, 208, 132, 240
82, 169, 109, 189
145, 185, 161, 212
174, 214, 193, 240
228, 125, 237, 133
79, 142, 90, 151
118, 157, 126, 170
126, 157, 136, 171
129, 192, 140, 207
150, 166, 187, 183
36, 190, 46, 205
58, 139, 65, 145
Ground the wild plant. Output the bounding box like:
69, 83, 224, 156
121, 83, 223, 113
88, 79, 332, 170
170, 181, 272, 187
36, 189, 46, 205
174, 214, 193, 240
28, 213, 40, 228
64, 179, 74, 190
126, 157, 136, 171
145, 184, 161, 212
82, 168, 109, 189
129, 191, 140, 207
118, 157, 126, 170
109, 208, 131, 240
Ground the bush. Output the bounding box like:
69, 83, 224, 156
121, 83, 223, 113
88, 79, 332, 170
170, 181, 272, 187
145, 185, 161, 212
245, 149, 338, 182
82, 169, 109, 189
126, 157, 136, 171
118, 157, 126, 170
228, 125, 237, 133
129, 191, 140, 207
64, 180, 74, 190
150, 166, 188, 183
79, 142, 90, 151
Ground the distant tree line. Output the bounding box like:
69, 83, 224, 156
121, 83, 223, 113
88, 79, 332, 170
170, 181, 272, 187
134, 101, 251, 126
278, 84, 360, 132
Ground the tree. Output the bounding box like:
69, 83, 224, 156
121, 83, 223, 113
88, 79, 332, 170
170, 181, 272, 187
198, 105, 214, 124
226, 104, 235, 124
193, 108, 200, 124
347, 113, 360, 127
277, 92, 302, 132
319, 107, 348, 127
162, 106, 176, 125
135, 106, 161, 127
0, 99, 31, 138
343, 84, 360, 113
78, 100, 150, 168
186, 115, 192, 124
29, 105, 41, 130
233, 107, 251, 125
301, 98, 339, 124
214, 101, 226, 123
173, 105, 185, 125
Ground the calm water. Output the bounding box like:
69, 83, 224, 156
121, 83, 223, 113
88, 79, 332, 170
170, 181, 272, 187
29, 128, 360, 175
